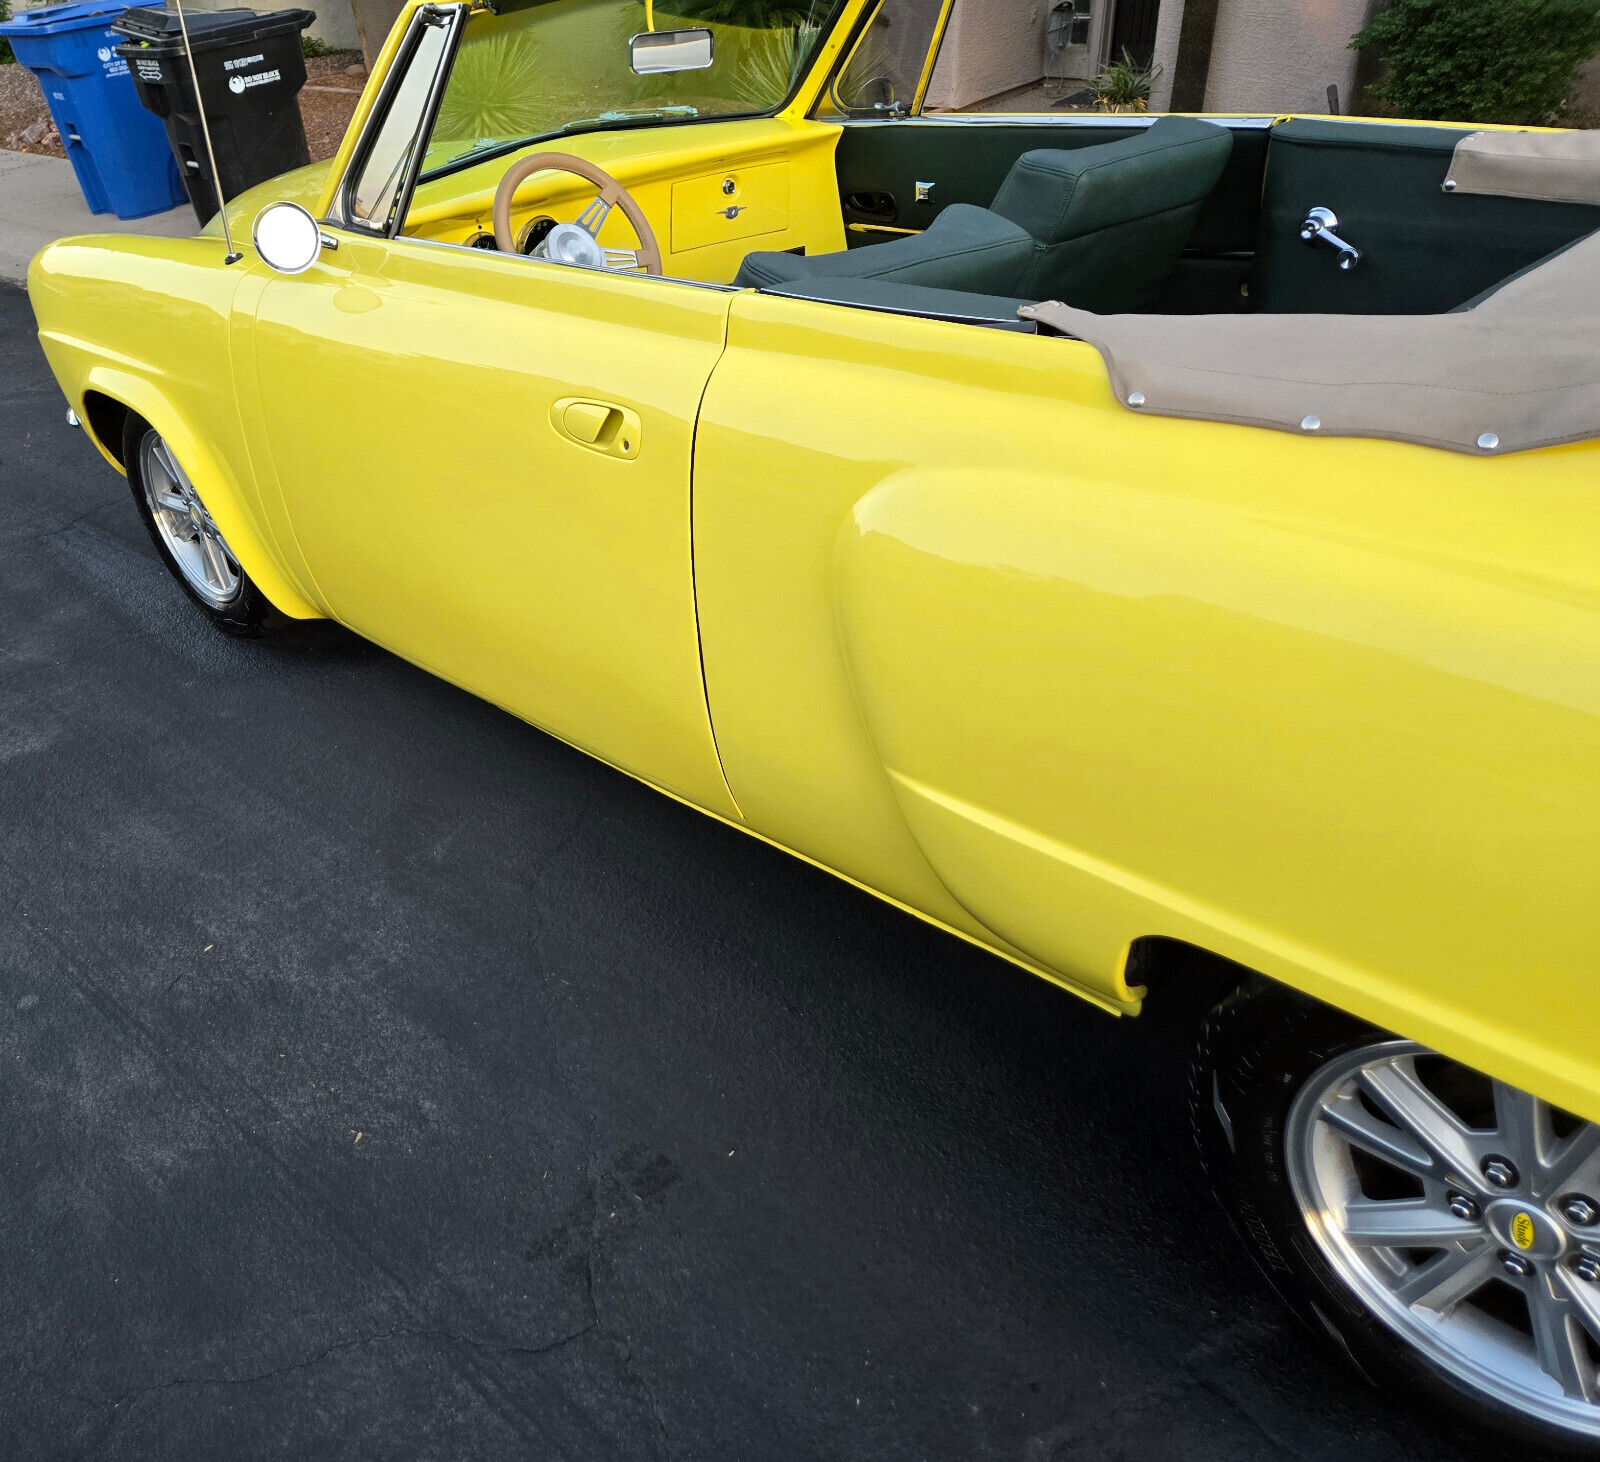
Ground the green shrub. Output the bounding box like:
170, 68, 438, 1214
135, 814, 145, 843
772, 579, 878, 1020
1, 0, 14, 66
1353, 0, 1600, 124
301, 34, 335, 59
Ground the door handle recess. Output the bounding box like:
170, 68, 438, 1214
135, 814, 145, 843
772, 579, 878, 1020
842, 189, 897, 224
552, 398, 641, 459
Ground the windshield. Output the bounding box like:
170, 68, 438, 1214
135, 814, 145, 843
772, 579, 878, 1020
419, 0, 846, 182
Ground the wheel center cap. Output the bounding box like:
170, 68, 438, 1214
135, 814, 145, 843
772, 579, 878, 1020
1487, 1200, 1565, 1259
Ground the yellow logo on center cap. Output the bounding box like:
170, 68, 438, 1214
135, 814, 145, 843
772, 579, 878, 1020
1512, 1212, 1538, 1250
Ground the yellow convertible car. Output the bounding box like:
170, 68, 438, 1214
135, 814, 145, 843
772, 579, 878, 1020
25, 0, 1600, 1446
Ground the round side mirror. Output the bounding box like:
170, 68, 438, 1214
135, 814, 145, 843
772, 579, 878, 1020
253, 201, 324, 276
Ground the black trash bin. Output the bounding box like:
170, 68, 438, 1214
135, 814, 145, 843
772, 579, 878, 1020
113, 6, 316, 226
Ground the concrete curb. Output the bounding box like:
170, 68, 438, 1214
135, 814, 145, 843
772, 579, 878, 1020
0, 149, 194, 287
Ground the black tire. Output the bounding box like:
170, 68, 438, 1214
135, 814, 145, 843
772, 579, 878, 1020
124, 415, 285, 637
1191, 978, 1595, 1457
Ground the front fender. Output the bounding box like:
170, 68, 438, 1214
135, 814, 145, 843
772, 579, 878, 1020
29, 236, 325, 622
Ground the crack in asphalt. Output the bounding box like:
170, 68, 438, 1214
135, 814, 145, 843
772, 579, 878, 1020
577, 1157, 675, 1461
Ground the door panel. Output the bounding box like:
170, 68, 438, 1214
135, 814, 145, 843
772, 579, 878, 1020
251, 235, 737, 815
1255, 119, 1600, 314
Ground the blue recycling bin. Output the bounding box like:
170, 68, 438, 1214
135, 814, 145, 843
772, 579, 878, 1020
0, 0, 186, 220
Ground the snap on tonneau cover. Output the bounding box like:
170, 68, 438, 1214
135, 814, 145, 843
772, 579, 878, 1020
1021, 228, 1600, 457
1446, 127, 1600, 206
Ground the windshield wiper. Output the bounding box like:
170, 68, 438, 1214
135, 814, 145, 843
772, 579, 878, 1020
555, 106, 700, 133
435, 136, 520, 168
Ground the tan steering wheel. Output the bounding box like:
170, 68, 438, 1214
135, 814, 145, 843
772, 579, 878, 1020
492, 152, 663, 274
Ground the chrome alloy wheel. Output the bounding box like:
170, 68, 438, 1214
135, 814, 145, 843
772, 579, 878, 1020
139, 433, 242, 609
1288, 1040, 1600, 1437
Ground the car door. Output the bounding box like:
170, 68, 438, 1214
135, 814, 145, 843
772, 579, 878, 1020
245, 6, 736, 816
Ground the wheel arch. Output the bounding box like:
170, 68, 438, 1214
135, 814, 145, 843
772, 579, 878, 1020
80, 370, 324, 623
1125, 935, 1258, 1008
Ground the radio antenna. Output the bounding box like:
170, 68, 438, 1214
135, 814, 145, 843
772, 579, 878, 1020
173, 0, 243, 264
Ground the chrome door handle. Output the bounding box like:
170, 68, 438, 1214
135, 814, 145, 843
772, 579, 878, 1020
716, 204, 745, 220
1300, 206, 1361, 271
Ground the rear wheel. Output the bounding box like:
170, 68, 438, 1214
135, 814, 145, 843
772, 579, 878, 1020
1193, 980, 1600, 1452
125, 418, 282, 636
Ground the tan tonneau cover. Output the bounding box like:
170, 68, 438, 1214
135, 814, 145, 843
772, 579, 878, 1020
1020, 230, 1600, 456
1446, 128, 1600, 206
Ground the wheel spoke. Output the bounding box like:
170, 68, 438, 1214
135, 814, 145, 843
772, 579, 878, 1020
1494, 1081, 1554, 1173
1320, 1089, 1442, 1182
1543, 1125, 1600, 1198
1343, 1196, 1483, 1249
1529, 1278, 1597, 1401
577, 195, 612, 237
153, 439, 184, 494
603, 247, 642, 270
1354, 1062, 1484, 1187
153, 489, 189, 516
1391, 1244, 1496, 1312
198, 529, 230, 591
1557, 1264, 1600, 1342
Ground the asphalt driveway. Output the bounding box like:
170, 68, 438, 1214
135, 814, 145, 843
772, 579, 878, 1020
0, 281, 1489, 1460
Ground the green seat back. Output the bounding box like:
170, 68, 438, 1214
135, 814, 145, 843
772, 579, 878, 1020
990, 117, 1235, 312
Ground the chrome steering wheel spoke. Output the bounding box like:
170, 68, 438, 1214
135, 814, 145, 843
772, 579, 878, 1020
576, 194, 612, 238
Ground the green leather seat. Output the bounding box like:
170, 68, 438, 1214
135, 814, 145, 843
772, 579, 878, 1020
736, 203, 1037, 295
737, 117, 1234, 313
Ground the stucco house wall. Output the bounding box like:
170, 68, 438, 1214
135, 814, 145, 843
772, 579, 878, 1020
924, 0, 1050, 111
1147, 0, 1186, 111
1147, 0, 1377, 114
1204, 0, 1370, 112
931, 0, 1372, 115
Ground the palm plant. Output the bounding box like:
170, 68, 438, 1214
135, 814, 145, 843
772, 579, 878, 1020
434, 25, 548, 143
668, 0, 825, 22
724, 18, 821, 106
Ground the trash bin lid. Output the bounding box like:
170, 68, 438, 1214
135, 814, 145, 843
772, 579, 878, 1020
0, 0, 162, 38
110, 6, 316, 52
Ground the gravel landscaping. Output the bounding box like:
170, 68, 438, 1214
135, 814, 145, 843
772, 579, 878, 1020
0, 51, 364, 163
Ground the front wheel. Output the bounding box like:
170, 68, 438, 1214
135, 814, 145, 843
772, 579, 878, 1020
1193, 980, 1600, 1453
124, 418, 282, 636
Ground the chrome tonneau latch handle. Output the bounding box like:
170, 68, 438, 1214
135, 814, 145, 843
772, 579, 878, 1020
1299, 206, 1362, 271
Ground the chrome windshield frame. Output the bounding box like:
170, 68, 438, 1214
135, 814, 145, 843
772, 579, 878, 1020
332, 2, 468, 237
